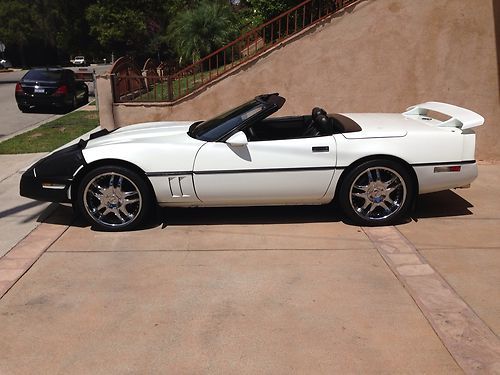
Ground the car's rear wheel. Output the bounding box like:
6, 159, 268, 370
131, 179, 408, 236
17, 104, 29, 113
339, 159, 414, 226
77, 166, 151, 231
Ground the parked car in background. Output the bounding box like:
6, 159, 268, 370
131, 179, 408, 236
0, 59, 12, 68
72, 56, 87, 66
15, 68, 89, 112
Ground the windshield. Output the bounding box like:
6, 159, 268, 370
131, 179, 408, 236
189, 99, 265, 141
23, 70, 62, 82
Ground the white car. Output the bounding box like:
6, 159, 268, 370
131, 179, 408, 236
72, 56, 87, 66
20, 93, 484, 231
0, 59, 12, 68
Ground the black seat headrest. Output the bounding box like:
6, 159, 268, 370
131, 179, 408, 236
314, 114, 332, 134
312, 107, 327, 120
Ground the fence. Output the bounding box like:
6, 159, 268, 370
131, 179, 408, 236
112, 0, 360, 103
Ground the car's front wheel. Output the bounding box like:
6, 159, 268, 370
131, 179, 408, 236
77, 166, 151, 231
339, 159, 414, 226
82, 89, 89, 104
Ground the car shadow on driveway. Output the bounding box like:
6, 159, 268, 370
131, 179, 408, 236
41, 204, 345, 232
39, 189, 474, 231
411, 190, 473, 221
158, 204, 343, 227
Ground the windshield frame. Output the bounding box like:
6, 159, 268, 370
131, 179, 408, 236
188, 94, 285, 142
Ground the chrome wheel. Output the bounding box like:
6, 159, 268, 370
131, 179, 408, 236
83, 172, 142, 229
349, 166, 407, 221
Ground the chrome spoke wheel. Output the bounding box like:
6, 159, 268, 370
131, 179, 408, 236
83, 172, 142, 228
349, 166, 407, 221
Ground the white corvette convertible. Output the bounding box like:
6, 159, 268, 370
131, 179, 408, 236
20, 93, 484, 231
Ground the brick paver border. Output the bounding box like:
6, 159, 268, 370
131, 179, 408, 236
0, 216, 69, 299
364, 226, 500, 373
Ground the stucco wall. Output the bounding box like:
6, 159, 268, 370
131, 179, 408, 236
102, 0, 500, 160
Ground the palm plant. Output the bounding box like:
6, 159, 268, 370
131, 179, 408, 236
168, 1, 239, 65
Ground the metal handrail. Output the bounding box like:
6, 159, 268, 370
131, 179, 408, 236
113, 0, 360, 103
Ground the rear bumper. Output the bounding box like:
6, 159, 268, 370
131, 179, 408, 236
414, 161, 478, 194
16, 94, 69, 108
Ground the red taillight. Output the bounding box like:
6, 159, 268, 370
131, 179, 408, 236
15, 82, 24, 94
53, 85, 68, 95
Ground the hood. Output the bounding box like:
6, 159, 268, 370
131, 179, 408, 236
81, 121, 206, 173
86, 121, 196, 148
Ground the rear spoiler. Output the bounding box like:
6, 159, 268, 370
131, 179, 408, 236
403, 101, 484, 130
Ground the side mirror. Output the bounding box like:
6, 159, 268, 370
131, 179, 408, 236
226, 131, 248, 147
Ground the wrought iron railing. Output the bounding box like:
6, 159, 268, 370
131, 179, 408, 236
112, 0, 360, 103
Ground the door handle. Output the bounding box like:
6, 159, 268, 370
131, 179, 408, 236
312, 146, 329, 153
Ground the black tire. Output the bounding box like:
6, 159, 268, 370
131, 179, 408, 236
338, 159, 414, 226
82, 90, 89, 104
77, 165, 152, 231
18, 104, 29, 113
71, 94, 78, 110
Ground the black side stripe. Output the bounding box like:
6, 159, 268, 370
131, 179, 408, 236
146, 171, 191, 177
147, 166, 336, 177
145, 161, 474, 178
195, 166, 335, 175
411, 160, 476, 167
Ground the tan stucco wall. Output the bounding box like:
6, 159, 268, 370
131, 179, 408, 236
103, 0, 500, 160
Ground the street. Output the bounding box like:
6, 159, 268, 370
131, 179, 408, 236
0, 65, 109, 141
0, 70, 59, 141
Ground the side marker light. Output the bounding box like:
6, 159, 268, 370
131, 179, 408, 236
434, 166, 461, 173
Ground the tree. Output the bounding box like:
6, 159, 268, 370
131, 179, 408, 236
86, 0, 147, 57
167, 1, 239, 64
243, 0, 304, 23
0, 0, 92, 66
85, 0, 188, 62
0, 1, 36, 66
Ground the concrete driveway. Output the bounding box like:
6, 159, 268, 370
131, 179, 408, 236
0, 164, 499, 374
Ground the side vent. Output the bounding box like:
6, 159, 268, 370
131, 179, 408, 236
168, 176, 191, 198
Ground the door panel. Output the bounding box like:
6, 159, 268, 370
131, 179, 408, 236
193, 136, 336, 205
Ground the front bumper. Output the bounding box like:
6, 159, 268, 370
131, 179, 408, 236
19, 143, 87, 204
20, 167, 72, 203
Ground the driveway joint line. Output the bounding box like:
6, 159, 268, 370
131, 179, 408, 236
46, 247, 375, 253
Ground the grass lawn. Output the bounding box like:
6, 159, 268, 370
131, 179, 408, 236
0, 110, 99, 154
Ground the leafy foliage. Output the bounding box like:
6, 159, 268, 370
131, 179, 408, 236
0, 0, 94, 66
242, 0, 304, 23
0, 0, 306, 67
167, 1, 239, 64
86, 1, 147, 53
0, 1, 34, 48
